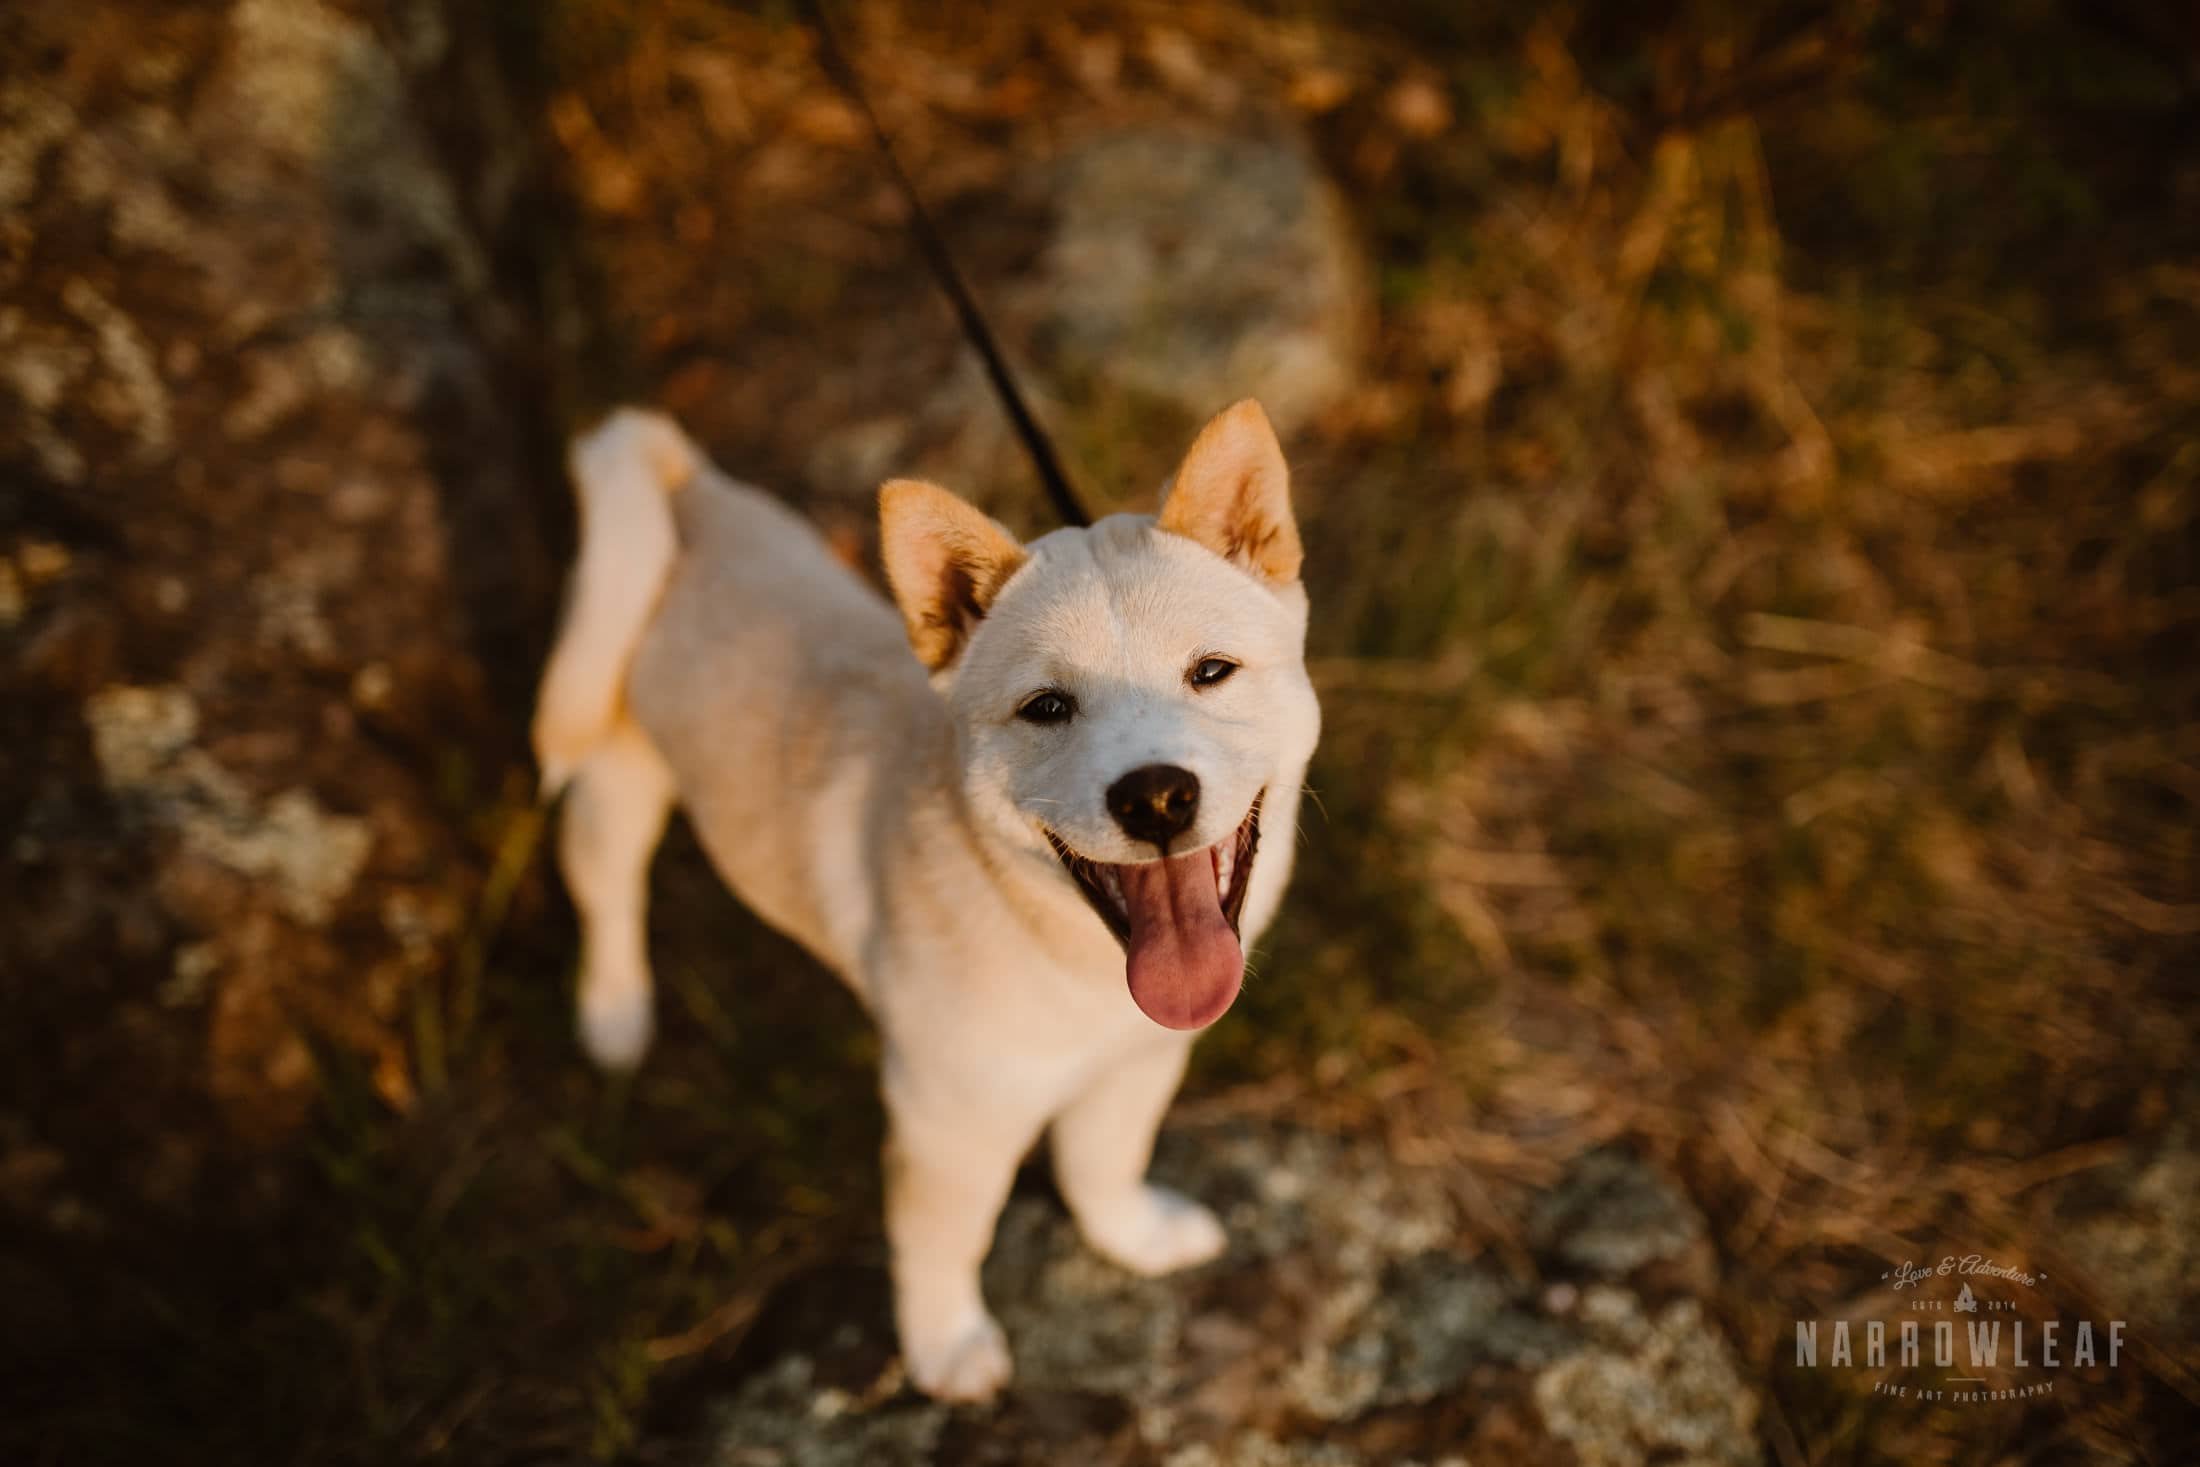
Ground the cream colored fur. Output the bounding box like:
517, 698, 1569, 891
534, 402, 1320, 1400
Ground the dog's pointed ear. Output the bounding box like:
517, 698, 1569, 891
879, 479, 1030, 670
1157, 399, 1302, 586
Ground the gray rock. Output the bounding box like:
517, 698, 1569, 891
2045, 1115, 2199, 1358
85, 685, 373, 926
1366, 1250, 1579, 1397
6, 0, 546, 1156
1532, 1289, 1760, 1467
1527, 1147, 1707, 1277
699, 1128, 1760, 1465
1027, 128, 1366, 435
710, 1354, 947, 1467
831, 124, 1370, 516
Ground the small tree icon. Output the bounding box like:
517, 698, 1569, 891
1954, 1283, 1979, 1313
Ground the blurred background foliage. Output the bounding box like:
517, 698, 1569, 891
4, 0, 2197, 1462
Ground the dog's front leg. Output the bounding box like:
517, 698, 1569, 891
882, 1091, 1031, 1402
1051, 1038, 1226, 1277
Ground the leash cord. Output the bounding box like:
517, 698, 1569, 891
799, 0, 1092, 529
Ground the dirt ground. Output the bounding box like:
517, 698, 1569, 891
4, 1, 2197, 1463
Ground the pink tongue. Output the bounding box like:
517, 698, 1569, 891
1118, 847, 1243, 1030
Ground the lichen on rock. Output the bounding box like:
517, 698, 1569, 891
1527, 1146, 1709, 1278
1031, 128, 1365, 434
85, 683, 372, 925
700, 1129, 1759, 1465
1532, 1289, 1760, 1467
709, 1353, 948, 1467
10, 0, 544, 1165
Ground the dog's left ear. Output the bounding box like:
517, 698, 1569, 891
1157, 399, 1302, 586
880, 479, 1030, 670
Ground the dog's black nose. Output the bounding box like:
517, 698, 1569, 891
1107, 764, 1201, 850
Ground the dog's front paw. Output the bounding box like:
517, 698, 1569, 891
903, 1311, 1012, 1402
1080, 1185, 1227, 1277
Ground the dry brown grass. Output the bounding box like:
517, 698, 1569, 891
531, 3, 2200, 1458
25, 3, 2191, 1462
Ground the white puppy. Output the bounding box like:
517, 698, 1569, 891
533, 400, 1319, 1400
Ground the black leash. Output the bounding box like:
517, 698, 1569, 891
799, 0, 1091, 529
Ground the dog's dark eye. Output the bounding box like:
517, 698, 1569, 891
1018, 690, 1076, 724
1189, 657, 1239, 689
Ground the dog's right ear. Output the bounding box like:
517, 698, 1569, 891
1157, 399, 1302, 586
879, 479, 1030, 671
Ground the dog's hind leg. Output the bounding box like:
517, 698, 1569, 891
1051, 1039, 1226, 1277
558, 719, 675, 1070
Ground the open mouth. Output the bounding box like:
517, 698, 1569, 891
1043, 794, 1262, 1030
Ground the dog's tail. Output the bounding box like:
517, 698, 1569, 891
532, 408, 697, 798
